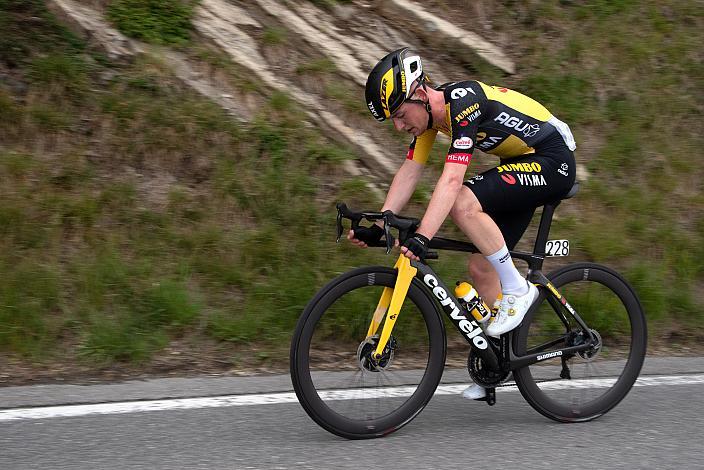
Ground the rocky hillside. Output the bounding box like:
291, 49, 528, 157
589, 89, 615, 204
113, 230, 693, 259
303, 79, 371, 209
1, 0, 702, 381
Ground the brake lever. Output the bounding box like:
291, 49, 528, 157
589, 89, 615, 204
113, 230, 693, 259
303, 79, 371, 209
336, 208, 343, 242
383, 213, 393, 254
336, 203, 364, 242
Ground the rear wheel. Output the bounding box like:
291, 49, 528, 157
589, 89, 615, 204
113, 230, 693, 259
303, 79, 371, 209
290, 267, 446, 439
513, 263, 647, 422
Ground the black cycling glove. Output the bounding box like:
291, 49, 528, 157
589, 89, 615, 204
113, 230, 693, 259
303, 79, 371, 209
353, 224, 385, 245
403, 233, 430, 260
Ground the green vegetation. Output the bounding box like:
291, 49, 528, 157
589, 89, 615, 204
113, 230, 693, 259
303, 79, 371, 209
497, 0, 704, 331
306, 0, 353, 10
107, 0, 198, 45
0, 0, 702, 374
296, 58, 336, 75
0, 0, 395, 365
262, 27, 288, 45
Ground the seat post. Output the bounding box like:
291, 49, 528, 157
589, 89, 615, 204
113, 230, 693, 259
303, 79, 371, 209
529, 182, 578, 271
533, 201, 560, 258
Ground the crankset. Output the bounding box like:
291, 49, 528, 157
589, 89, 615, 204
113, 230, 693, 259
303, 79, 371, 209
467, 347, 510, 388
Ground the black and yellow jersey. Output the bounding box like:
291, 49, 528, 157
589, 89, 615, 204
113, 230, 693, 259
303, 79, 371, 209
406, 80, 576, 166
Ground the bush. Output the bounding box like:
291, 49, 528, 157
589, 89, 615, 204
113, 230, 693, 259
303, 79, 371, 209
107, 0, 198, 45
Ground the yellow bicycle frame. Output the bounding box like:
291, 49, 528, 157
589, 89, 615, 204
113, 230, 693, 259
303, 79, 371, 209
367, 254, 417, 360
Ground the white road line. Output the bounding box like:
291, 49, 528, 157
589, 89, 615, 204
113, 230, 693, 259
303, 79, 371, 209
1, 374, 703, 422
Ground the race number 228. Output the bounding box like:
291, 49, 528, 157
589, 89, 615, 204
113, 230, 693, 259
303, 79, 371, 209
546, 240, 569, 257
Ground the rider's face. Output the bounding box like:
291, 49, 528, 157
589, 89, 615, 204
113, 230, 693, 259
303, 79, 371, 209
391, 100, 428, 137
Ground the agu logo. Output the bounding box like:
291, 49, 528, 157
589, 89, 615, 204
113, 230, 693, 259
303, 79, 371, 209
494, 112, 541, 138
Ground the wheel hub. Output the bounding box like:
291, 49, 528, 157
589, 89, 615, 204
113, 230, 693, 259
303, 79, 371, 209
568, 329, 603, 360
357, 335, 396, 372
578, 329, 603, 360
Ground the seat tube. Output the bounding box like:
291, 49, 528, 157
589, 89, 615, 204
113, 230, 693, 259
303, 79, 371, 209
533, 203, 558, 259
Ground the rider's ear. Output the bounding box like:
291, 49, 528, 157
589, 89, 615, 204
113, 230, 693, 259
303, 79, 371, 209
412, 86, 428, 102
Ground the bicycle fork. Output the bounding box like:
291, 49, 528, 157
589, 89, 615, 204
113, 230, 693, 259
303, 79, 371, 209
367, 255, 416, 361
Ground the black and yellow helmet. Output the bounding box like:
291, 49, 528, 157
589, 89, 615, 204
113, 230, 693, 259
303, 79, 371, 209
365, 48, 425, 122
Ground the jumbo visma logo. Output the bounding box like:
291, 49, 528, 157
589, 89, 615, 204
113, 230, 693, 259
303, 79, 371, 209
498, 162, 547, 186
497, 162, 542, 173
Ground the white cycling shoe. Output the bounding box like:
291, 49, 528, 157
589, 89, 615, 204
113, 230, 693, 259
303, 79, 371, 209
485, 282, 539, 338
462, 382, 487, 400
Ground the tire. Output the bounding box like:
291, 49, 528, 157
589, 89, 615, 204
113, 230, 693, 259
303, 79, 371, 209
513, 262, 647, 422
290, 266, 446, 439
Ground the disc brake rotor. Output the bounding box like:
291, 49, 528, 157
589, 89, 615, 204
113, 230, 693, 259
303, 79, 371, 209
357, 335, 396, 372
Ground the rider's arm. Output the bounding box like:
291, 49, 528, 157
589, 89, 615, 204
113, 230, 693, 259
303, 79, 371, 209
415, 162, 467, 239
374, 129, 437, 227
380, 158, 424, 215
414, 81, 478, 240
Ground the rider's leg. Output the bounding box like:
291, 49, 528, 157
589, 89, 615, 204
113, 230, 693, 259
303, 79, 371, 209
450, 185, 539, 338
454, 141, 576, 398
467, 207, 537, 308
467, 253, 500, 308
449, 186, 528, 296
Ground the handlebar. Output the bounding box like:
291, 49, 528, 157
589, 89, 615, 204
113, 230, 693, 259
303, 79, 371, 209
336, 203, 439, 259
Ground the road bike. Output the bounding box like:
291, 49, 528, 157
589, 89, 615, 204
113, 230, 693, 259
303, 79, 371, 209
290, 183, 647, 439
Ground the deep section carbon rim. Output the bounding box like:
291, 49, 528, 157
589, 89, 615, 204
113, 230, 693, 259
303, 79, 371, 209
513, 263, 647, 422
290, 267, 446, 439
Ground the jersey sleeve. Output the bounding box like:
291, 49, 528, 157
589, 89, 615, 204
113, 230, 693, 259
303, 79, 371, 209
444, 82, 484, 166
406, 129, 438, 165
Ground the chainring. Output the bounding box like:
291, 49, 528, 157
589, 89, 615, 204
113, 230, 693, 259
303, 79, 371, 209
467, 348, 509, 387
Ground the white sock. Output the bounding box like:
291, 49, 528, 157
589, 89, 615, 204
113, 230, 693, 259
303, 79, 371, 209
485, 245, 528, 295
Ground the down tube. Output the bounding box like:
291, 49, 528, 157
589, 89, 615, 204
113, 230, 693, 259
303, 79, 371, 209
413, 262, 500, 371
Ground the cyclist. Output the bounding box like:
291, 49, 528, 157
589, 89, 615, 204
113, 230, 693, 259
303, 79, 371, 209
348, 47, 576, 399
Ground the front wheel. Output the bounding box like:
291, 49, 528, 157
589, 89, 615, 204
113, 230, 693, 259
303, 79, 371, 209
513, 262, 647, 422
290, 266, 446, 439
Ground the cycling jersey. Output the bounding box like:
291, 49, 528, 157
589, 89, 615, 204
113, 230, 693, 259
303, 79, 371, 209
406, 80, 576, 167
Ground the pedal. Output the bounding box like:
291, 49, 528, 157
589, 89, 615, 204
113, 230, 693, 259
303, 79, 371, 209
485, 387, 496, 406
474, 387, 496, 406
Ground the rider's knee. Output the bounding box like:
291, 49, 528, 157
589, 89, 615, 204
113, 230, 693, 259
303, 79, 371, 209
450, 188, 483, 222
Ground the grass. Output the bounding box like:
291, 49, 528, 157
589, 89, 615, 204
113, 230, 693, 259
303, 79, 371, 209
325, 82, 370, 116
0, 0, 702, 371
262, 27, 287, 45
0, 0, 408, 364
296, 58, 336, 75
307, 0, 353, 10
489, 0, 704, 331
107, 0, 198, 45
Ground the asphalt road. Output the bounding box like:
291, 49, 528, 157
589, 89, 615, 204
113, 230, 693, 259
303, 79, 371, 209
2, 358, 703, 470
